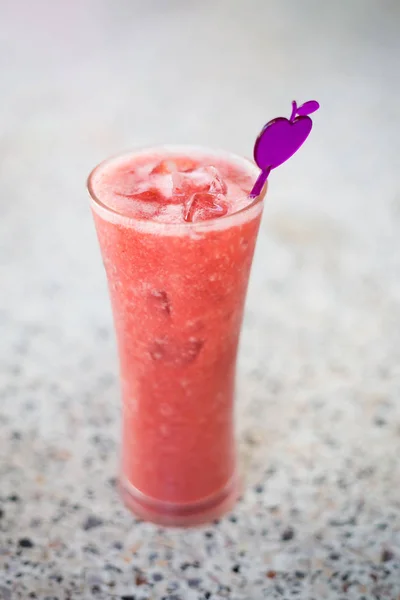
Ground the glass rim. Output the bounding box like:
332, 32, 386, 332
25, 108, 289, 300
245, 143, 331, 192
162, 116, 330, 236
87, 145, 267, 232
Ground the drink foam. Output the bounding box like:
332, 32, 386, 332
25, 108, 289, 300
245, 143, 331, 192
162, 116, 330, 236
90, 147, 259, 225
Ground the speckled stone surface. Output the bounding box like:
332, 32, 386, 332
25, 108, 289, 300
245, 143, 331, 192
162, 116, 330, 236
1, 1, 400, 598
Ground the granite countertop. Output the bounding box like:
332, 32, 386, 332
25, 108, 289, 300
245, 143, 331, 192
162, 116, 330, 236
1, 1, 400, 598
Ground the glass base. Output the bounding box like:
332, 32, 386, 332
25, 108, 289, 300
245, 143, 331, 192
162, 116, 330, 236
119, 473, 240, 527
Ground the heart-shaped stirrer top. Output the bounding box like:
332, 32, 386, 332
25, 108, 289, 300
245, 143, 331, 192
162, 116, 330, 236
250, 100, 320, 198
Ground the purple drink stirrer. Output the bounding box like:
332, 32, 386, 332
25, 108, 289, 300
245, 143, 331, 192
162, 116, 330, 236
250, 100, 320, 198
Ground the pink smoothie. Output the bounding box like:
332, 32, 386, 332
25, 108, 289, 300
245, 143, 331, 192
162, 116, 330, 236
89, 146, 265, 525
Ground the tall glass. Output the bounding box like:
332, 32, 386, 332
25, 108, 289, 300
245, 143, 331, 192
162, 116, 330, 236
88, 146, 265, 526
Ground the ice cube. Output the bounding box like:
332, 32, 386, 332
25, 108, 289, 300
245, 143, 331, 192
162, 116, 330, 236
112, 186, 164, 219
204, 166, 228, 195
184, 192, 229, 223
149, 337, 204, 366
171, 170, 197, 199
172, 165, 227, 200
182, 338, 204, 364
114, 186, 160, 200
135, 188, 164, 202
147, 162, 174, 199
150, 160, 178, 175
153, 173, 173, 198
109, 163, 143, 197
174, 157, 197, 172
149, 290, 171, 316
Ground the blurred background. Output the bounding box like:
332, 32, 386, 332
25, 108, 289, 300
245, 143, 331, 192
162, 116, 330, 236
0, 0, 400, 325
1, 0, 399, 334
1, 1, 400, 598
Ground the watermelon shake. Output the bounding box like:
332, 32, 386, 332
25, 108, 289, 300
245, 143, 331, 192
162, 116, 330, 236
88, 146, 265, 526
